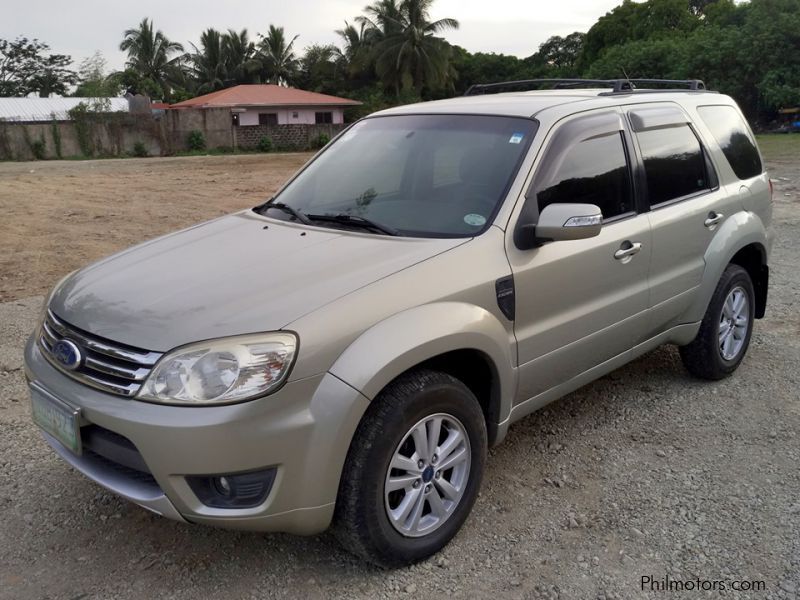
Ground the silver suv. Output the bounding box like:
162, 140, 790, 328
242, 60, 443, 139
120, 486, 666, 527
25, 79, 772, 566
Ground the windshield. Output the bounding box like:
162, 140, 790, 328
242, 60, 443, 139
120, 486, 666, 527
261, 114, 538, 237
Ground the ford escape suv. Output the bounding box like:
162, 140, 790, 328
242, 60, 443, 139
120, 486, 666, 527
25, 79, 772, 567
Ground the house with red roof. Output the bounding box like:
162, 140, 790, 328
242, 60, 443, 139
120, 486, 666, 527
171, 84, 361, 127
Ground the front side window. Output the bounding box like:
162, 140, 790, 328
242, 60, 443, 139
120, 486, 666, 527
697, 105, 762, 180
536, 132, 633, 219
261, 114, 538, 237
636, 124, 710, 205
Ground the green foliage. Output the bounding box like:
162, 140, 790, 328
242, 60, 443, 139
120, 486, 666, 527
187, 129, 206, 151
119, 18, 185, 101
50, 118, 62, 159
0, 37, 77, 97
257, 25, 300, 85
22, 127, 46, 159
257, 135, 273, 152
74, 51, 122, 97
314, 132, 330, 148
132, 141, 149, 157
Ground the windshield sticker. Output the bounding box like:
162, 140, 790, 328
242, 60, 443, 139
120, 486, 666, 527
509, 132, 524, 144
464, 213, 487, 227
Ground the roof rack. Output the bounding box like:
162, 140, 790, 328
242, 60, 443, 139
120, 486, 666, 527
463, 78, 707, 96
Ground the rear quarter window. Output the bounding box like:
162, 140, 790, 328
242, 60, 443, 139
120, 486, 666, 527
697, 105, 762, 180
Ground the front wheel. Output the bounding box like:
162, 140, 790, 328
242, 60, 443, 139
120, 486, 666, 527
680, 264, 755, 380
333, 369, 487, 567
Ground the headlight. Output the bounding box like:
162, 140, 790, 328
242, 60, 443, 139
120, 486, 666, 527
137, 333, 297, 405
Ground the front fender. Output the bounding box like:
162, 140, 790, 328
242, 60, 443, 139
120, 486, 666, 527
683, 210, 769, 323
328, 301, 516, 426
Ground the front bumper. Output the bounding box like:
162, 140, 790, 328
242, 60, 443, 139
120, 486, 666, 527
24, 336, 369, 534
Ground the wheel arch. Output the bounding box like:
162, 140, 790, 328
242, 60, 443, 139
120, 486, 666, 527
328, 302, 515, 446
685, 211, 769, 322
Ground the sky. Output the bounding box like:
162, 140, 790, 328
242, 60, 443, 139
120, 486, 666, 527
2, 0, 622, 72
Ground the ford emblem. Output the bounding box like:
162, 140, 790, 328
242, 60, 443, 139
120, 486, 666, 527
52, 339, 82, 371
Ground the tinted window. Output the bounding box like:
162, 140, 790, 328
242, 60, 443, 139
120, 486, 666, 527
537, 132, 633, 219
636, 125, 709, 205
265, 115, 537, 237
698, 105, 762, 179
315, 111, 333, 124
258, 113, 277, 126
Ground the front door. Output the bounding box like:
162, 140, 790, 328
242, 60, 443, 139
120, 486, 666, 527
507, 109, 652, 405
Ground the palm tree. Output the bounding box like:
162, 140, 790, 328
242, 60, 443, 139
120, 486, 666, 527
223, 29, 259, 85
335, 20, 378, 80
257, 25, 299, 85
360, 0, 459, 95
119, 18, 185, 100
190, 28, 226, 93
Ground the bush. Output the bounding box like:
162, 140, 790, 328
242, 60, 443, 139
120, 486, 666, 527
187, 130, 206, 151
30, 138, 46, 160
257, 136, 273, 152
314, 133, 330, 149
132, 141, 148, 157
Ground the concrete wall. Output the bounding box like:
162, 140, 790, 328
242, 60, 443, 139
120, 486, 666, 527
0, 107, 345, 161
238, 106, 344, 126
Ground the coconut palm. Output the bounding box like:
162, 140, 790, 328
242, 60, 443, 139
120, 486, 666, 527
119, 18, 185, 100
335, 20, 378, 80
257, 25, 300, 85
190, 28, 226, 93
361, 0, 459, 95
223, 29, 259, 85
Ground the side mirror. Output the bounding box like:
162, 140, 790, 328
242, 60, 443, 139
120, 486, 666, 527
535, 203, 603, 242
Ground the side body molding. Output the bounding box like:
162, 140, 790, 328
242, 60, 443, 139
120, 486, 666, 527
329, 302, 516, 437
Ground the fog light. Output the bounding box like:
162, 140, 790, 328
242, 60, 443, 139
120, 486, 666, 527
186, 468, 276, 509
214, 476, 232, 496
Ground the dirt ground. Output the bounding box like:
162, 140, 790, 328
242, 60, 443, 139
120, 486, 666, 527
0, 153, 313, 301
0, 140, 799, 599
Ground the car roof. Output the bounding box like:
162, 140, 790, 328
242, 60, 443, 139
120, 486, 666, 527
372, 89, 724, 120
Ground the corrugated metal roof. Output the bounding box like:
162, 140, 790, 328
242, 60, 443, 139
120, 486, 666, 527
0, 97, 129, 122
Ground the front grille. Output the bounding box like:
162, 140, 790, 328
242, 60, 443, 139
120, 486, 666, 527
38, 310, 162, 397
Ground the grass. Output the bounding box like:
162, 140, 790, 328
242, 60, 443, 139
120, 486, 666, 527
756, 133, 800, 160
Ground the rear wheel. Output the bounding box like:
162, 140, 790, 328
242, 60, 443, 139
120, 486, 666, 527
680, 264, 755, 380
333, 369, 487, 567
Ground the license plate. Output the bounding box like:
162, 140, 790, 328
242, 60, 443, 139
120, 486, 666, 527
30, 386, 82, 455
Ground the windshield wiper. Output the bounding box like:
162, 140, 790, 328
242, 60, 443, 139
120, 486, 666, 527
305, 213, 400, 236
260, 201, 311, 225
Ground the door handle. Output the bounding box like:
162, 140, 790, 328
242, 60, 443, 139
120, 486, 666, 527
704, 212, 724, 228
614, 241, 642, 261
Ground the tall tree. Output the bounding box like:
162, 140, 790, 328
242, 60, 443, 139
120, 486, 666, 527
223, 29, 259, 85
0, 37, 76, 97
298, 44, 342, 93
190, 28, 227, 93
257, 25, 299, 85
119, 18, 185, 100
363, 0, 460, 95
74, 51, 121, 97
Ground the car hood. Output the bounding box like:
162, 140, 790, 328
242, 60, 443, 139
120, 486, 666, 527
50, 211, 467, 351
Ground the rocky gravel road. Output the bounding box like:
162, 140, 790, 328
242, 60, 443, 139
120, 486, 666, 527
0, 148, 798, 599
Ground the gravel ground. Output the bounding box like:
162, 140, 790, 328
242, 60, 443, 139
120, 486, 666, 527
0, 144, 798, 599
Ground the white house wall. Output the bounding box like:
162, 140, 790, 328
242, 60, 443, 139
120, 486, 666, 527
238, 107, 344, 126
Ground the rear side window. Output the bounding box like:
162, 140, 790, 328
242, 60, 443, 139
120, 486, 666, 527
536, 132, 633, 219
697, 105, 762, 179
636, 125, 709, 205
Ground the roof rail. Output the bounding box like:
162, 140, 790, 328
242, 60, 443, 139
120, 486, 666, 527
463, 78, 707, 96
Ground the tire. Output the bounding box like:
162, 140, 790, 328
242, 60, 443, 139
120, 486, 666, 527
333, 369, 487, 567
680, 264, 755, 380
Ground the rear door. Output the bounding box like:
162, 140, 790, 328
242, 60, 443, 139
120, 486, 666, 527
624, 103, 739, 335
507, 109, 652, 404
